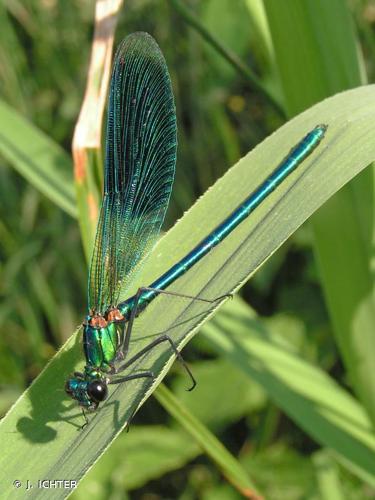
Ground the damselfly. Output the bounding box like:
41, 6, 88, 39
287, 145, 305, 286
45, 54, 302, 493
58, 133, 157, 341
65, 32, 327, 420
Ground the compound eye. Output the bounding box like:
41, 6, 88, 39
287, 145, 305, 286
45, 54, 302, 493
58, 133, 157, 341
65, 381, 73, 396
87, 379, 108, 403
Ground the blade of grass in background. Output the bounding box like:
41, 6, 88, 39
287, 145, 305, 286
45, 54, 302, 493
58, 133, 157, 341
0, 100, 76, 218
169, 0, 285, 119
0, 2, 30, 114
71, 425, 199, 498
264, 0, 375, 427
1, 89, 375, 497
202, 297, 375, 486
313, 450, 346, 500
155, 384, 260, 499
72, 0, 123, 260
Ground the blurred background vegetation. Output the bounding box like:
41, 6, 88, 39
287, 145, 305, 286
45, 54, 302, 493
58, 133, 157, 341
1, 0, 375, 498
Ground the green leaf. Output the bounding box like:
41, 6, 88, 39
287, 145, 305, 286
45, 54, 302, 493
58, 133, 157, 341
240, 443, 316, 498
313, 450, 346, 500
0, 100, 76, 218
169, 0, 284, 117
155, 384, 259, 497
203, 297, 375, 486
265, 0, 375, 426
1, 88, 375, 497
265, 0, 363, 114
171, 358, 266, 430
71, 426, 199, 497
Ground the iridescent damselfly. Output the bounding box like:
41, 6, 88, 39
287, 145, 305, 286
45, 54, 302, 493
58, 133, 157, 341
65, 32, 327, 423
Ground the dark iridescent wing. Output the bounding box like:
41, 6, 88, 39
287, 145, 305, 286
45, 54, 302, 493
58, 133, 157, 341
88, 32, 177, 314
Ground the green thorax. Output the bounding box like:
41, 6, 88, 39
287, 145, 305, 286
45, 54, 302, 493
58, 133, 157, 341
83, 320, 119, 371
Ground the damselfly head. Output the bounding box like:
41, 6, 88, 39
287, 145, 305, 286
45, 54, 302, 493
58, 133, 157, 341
87, 379, 108, 406
65, 374, 108, 410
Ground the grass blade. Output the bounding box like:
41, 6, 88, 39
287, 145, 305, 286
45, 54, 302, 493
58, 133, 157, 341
265, 0, 375, 426
1, 88, 375, 496
169, 0, 284, 118
155, 384, 260, 498
72, 0, 124, 259
203, 297, 375, 486
0, 100, 75, 218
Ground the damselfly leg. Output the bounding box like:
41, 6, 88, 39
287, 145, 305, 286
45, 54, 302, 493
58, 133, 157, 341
111, 287, 231, 390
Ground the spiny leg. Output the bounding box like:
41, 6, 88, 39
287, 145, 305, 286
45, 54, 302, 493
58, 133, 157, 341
114, 319, 126, 361
109, 370, 154, 385
119, 286, 231, 359
80, 409, 89, 430
116, 334, 196, 391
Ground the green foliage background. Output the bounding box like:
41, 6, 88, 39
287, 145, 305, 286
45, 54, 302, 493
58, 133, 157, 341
1, 0, 375, 498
